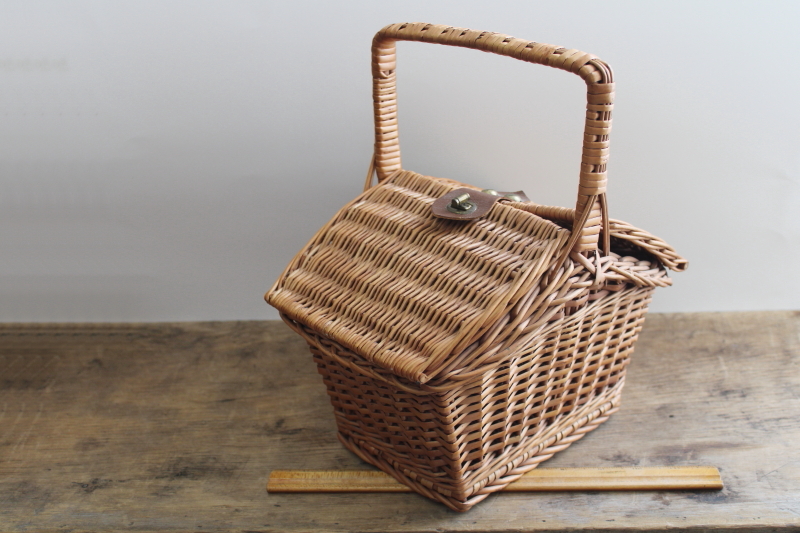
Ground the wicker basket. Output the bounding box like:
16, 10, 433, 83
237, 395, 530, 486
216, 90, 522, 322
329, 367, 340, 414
265, 22, 687, 511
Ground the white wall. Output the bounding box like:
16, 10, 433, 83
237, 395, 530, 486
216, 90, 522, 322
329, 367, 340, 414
1, 1, 798, 322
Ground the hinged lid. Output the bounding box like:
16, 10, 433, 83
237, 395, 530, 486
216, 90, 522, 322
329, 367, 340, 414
266, 171, 570, 384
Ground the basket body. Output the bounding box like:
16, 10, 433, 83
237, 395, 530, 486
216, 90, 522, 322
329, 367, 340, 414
269, 166, 684, 511
282, 281, 653, 511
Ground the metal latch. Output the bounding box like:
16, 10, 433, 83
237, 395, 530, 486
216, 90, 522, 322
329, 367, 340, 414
432, 188, 531, 221
481, 189, 530, 202
446, 193, 477, 215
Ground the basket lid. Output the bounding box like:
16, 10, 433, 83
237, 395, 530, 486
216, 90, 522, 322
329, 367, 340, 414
266, 171, 570, 384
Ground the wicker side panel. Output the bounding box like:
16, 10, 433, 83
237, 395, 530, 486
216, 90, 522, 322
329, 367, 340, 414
443, 285, 653, 493
301, 285, 654, 510
309, 342, 461, 476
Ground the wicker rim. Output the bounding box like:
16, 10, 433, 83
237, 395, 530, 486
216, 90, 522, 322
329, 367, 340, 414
368, 22, 614, 254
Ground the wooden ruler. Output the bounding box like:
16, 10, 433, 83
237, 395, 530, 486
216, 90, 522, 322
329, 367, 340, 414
268, 466, 723, 493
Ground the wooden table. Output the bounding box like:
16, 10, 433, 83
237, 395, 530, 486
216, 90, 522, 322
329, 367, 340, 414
1, 312, 798, 532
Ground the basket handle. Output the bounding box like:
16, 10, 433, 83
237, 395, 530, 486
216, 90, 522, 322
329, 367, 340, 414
370, 22, 613, 254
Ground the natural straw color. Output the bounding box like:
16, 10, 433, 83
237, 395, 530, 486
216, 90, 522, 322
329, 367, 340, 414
266, 22, 687, 512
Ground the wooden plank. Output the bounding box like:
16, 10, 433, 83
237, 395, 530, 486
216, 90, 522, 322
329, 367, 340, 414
0, 311, 798, 532
268, 466, 724, 492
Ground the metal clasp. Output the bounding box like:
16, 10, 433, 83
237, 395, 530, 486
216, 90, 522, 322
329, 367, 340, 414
447, 193, 476, 215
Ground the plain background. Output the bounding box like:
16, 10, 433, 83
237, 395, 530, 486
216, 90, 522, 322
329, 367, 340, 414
1, 1, 798, 322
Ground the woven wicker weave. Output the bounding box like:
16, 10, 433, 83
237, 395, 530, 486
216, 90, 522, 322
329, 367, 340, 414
266, 22, 687, 511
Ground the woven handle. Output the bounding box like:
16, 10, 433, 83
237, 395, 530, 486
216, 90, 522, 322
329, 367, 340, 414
370, 22, 613, 254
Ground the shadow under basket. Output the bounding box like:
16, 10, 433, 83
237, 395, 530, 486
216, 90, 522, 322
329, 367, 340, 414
265, 22, 687, 511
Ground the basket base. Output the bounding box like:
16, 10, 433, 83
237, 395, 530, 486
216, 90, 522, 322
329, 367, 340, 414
338, 390, 621, 512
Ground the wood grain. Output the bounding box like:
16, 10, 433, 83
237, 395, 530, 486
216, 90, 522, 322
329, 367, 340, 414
0, 311, 798, 532
267, 467, 724, 492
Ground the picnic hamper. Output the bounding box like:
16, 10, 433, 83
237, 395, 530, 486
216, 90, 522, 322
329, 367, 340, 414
265, 22, 688, 511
